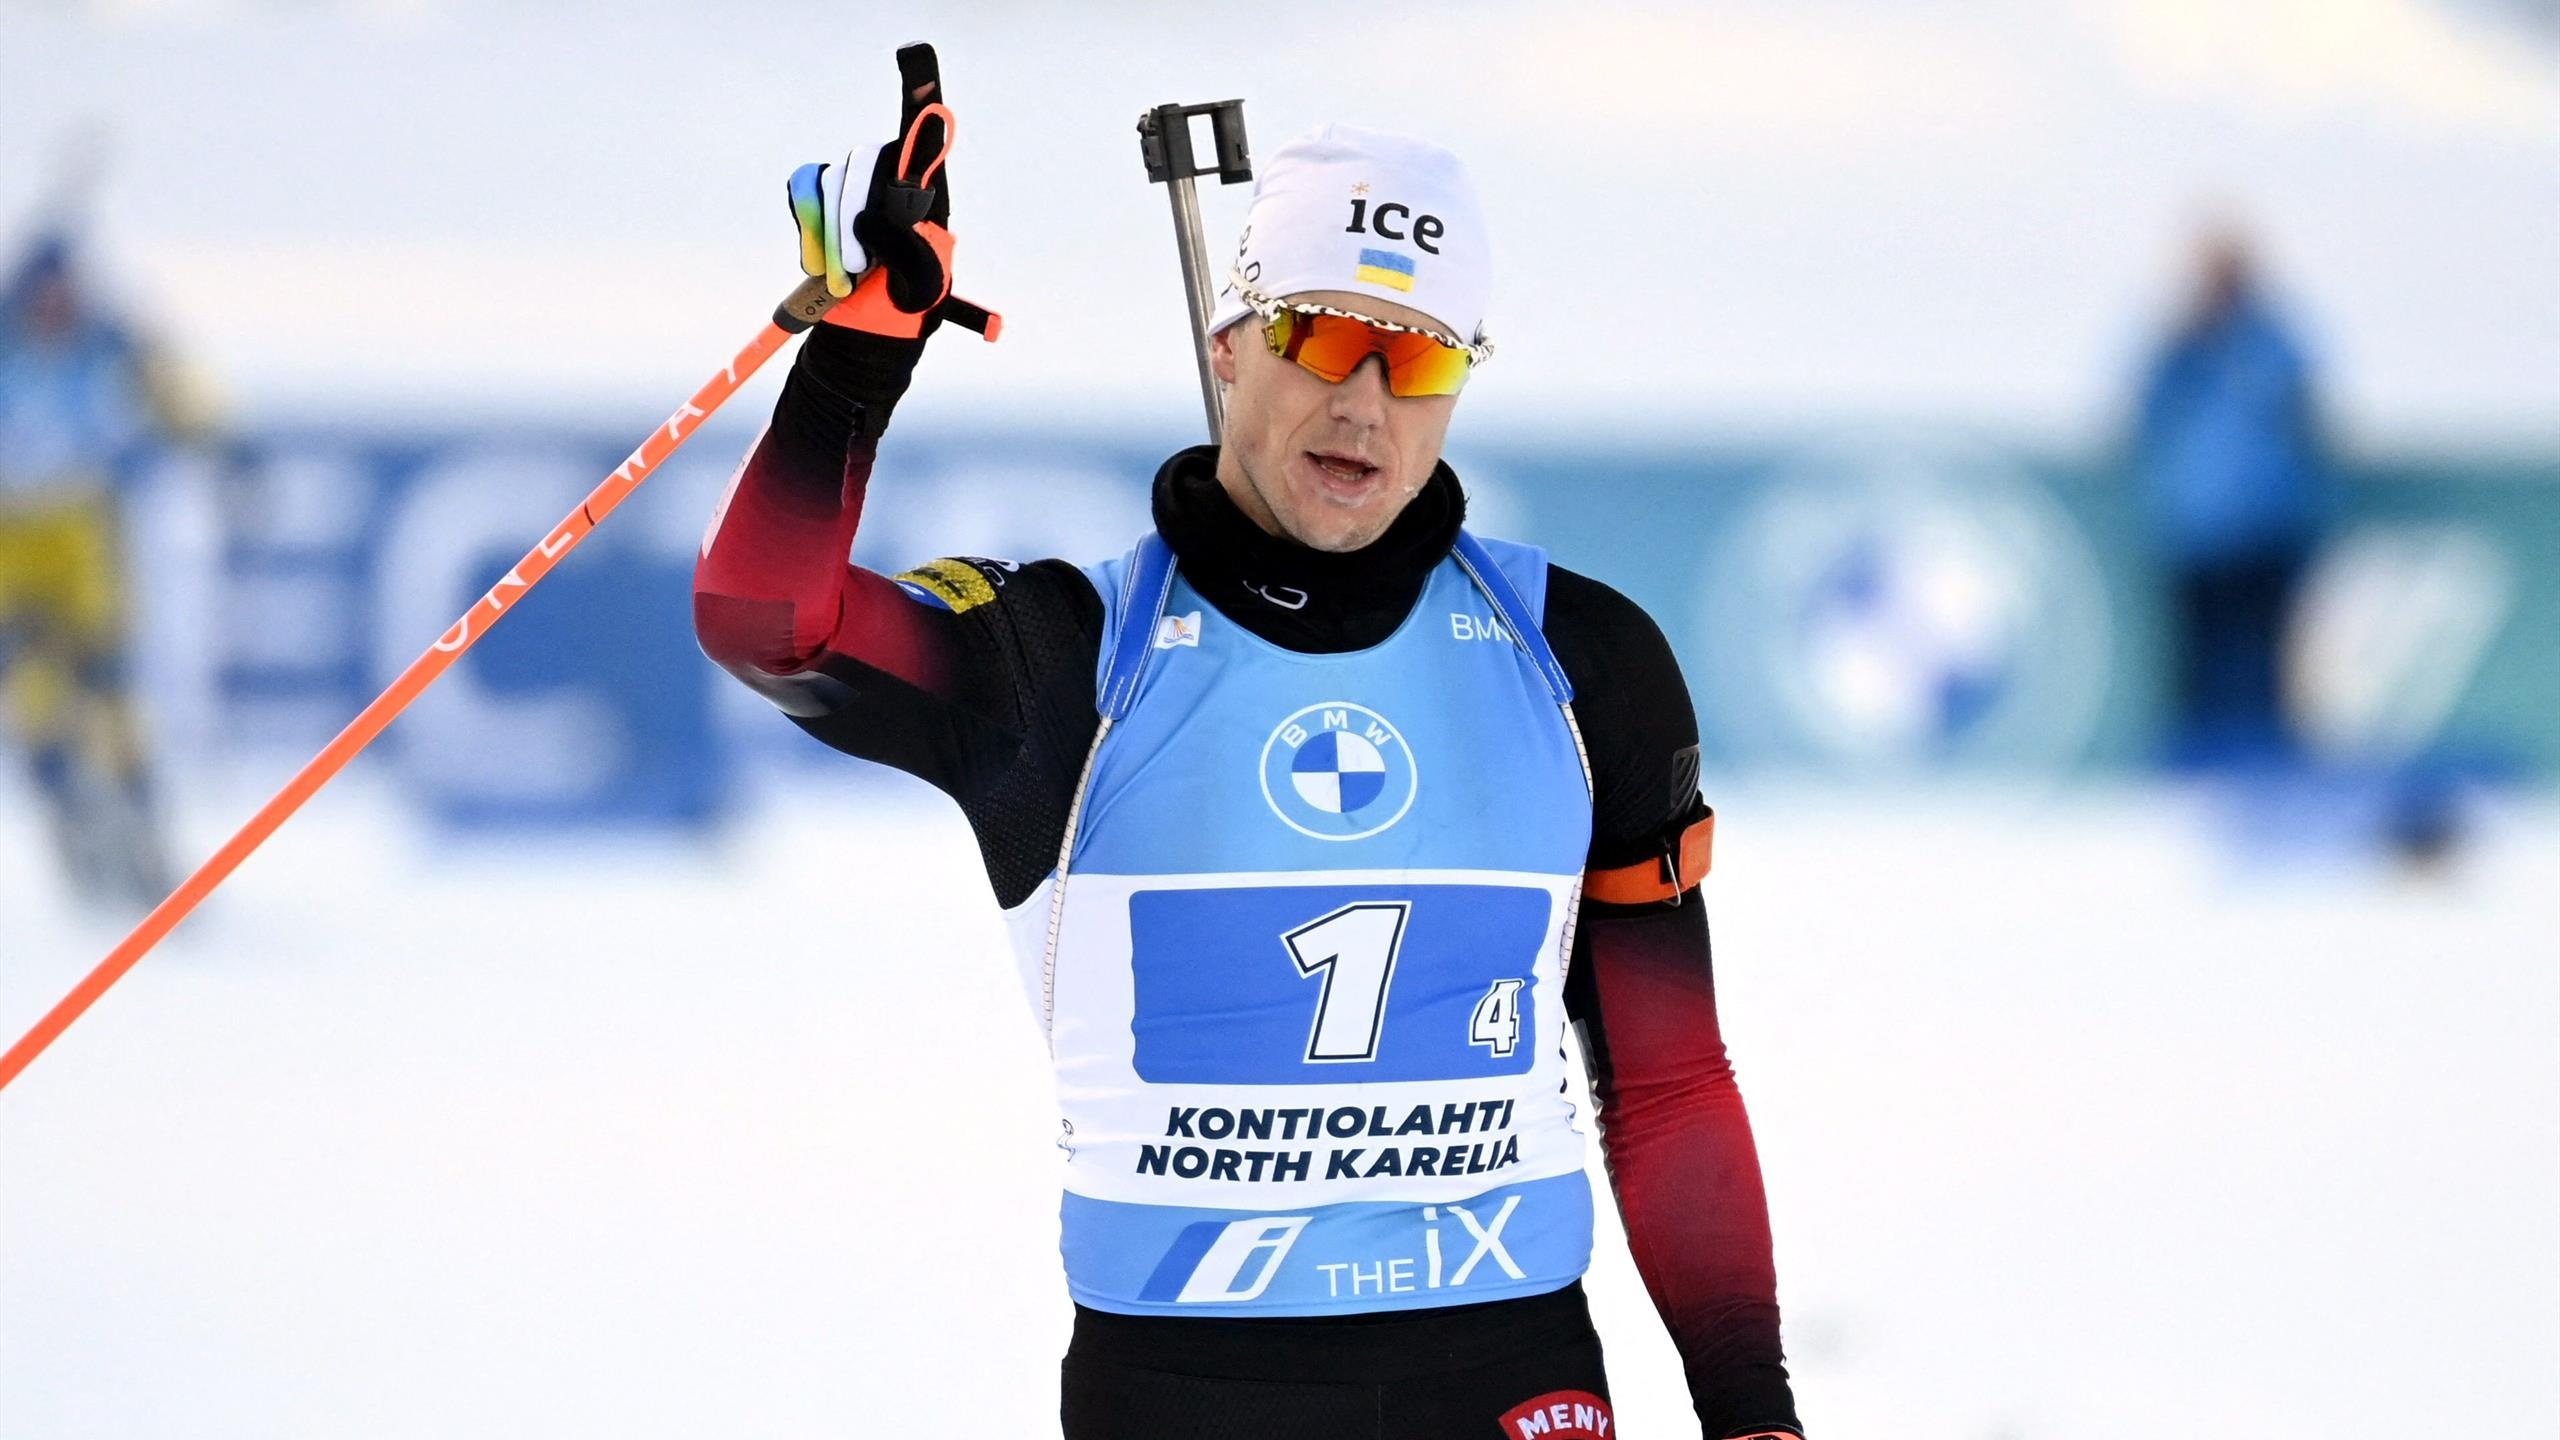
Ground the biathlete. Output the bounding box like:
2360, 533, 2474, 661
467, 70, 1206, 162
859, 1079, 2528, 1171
0, 234, 182, 907
694, 49, 1804, 1440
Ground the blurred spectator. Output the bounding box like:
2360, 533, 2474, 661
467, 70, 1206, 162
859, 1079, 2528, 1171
2134, 225, 2330, 768
0, 232, 196, 905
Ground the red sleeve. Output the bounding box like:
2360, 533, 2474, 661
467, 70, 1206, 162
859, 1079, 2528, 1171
690, 372, 954, 703
1543, 568, 1800, 1437
1570, 895, 1800, 1437
687, 328, 1106, 913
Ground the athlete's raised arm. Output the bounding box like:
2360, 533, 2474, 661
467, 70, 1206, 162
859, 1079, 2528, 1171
690, 49, 1103, 823
1549, 569, 1804, 1440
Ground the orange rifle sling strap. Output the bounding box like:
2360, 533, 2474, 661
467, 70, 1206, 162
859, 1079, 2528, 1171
1581, 809, 1716, 906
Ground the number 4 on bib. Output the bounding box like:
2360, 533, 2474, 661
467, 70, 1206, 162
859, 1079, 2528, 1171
1470, 978, 1524, 1058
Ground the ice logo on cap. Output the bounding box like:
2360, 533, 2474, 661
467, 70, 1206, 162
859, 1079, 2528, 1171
1259, 701, 1418, 841
1346, 182, 1442, 293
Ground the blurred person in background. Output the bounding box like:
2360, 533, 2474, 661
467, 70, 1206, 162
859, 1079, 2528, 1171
2134, 223, 2332, 770
0, 231, 190, 905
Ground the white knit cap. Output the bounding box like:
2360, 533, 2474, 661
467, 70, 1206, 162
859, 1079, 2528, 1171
1209, 123, 1490, 345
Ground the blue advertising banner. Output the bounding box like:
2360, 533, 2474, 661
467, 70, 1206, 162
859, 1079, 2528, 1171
173, 425, 2558, 829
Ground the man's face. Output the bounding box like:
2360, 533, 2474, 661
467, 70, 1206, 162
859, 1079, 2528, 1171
1210, 289, 1460, 554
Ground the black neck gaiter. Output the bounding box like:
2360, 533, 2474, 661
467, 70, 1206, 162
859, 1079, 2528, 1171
1148, 445, 1467, 655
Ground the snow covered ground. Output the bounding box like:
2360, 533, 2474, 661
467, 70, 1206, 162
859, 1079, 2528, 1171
4, 765, 2556, 1438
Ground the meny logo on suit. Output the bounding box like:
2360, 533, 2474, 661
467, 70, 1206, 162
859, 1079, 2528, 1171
1500, 1390, 1615, 1439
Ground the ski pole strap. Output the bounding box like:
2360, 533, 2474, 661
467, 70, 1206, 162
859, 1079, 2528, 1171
1583, 809, 1715, 906
938, 294, 1002, 339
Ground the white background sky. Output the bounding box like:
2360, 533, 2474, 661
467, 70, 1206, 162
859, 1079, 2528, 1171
4, 0, 2557, 445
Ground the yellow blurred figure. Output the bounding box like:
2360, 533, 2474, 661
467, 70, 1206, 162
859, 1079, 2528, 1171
0, 233, 193, 905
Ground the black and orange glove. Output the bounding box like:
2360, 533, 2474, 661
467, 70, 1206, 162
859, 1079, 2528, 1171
786, 42, 1000, 342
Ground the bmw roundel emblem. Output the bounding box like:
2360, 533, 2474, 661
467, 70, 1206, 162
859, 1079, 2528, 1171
1259, 701, 1418, 841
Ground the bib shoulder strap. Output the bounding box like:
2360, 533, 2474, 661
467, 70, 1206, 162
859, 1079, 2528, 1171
1452, 530, 1573, 704
1095, 530, 1180, 720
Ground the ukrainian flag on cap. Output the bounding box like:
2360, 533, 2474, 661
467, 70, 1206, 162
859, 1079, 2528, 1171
1354, 247, 1417, 292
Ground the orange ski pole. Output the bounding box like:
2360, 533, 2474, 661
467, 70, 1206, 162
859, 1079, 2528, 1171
0, 277, 843, 1097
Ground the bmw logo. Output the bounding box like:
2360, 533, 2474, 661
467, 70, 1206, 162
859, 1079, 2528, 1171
1258, 701, 1419, 841
1697, 434, 2114, 771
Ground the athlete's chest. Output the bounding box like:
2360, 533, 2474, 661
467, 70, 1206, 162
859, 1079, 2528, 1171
1069, 561, 1591, 882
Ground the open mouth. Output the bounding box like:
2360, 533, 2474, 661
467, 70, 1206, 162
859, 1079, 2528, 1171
1306, 450, 1380, 486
